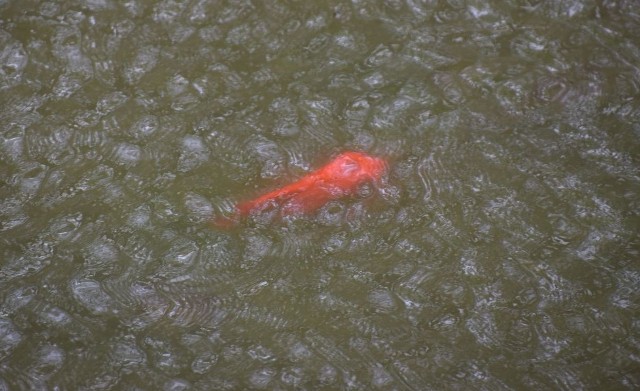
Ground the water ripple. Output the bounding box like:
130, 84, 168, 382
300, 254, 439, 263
0, 1, 638, 389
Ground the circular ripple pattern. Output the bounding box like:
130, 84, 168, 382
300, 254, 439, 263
1, 0, 639, 389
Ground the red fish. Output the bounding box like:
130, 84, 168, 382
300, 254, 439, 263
214, 151, 387, 227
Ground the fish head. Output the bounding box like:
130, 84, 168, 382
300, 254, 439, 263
331, 152, 387, 185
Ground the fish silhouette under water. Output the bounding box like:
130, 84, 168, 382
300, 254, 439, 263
213, 151, 387, 227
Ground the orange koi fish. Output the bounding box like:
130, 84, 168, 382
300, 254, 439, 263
214, 151, 387, 227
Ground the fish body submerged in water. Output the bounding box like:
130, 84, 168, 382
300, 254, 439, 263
214, 151, 387, 227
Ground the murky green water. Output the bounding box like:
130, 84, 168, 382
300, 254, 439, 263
1, 0, 639, 389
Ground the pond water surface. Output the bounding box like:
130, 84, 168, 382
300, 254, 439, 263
1, 0, 639, 389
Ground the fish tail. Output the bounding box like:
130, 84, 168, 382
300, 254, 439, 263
210, 214, 239, 229
211, 203, 246, 229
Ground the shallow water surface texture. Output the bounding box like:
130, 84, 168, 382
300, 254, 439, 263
1, 0, 639, 389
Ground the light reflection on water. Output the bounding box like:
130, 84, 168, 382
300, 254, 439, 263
1, 0, 639, 389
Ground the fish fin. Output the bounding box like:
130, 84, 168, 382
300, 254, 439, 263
282, 187, 332, 215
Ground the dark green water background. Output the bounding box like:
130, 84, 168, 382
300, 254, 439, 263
1, 0, 639, 389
